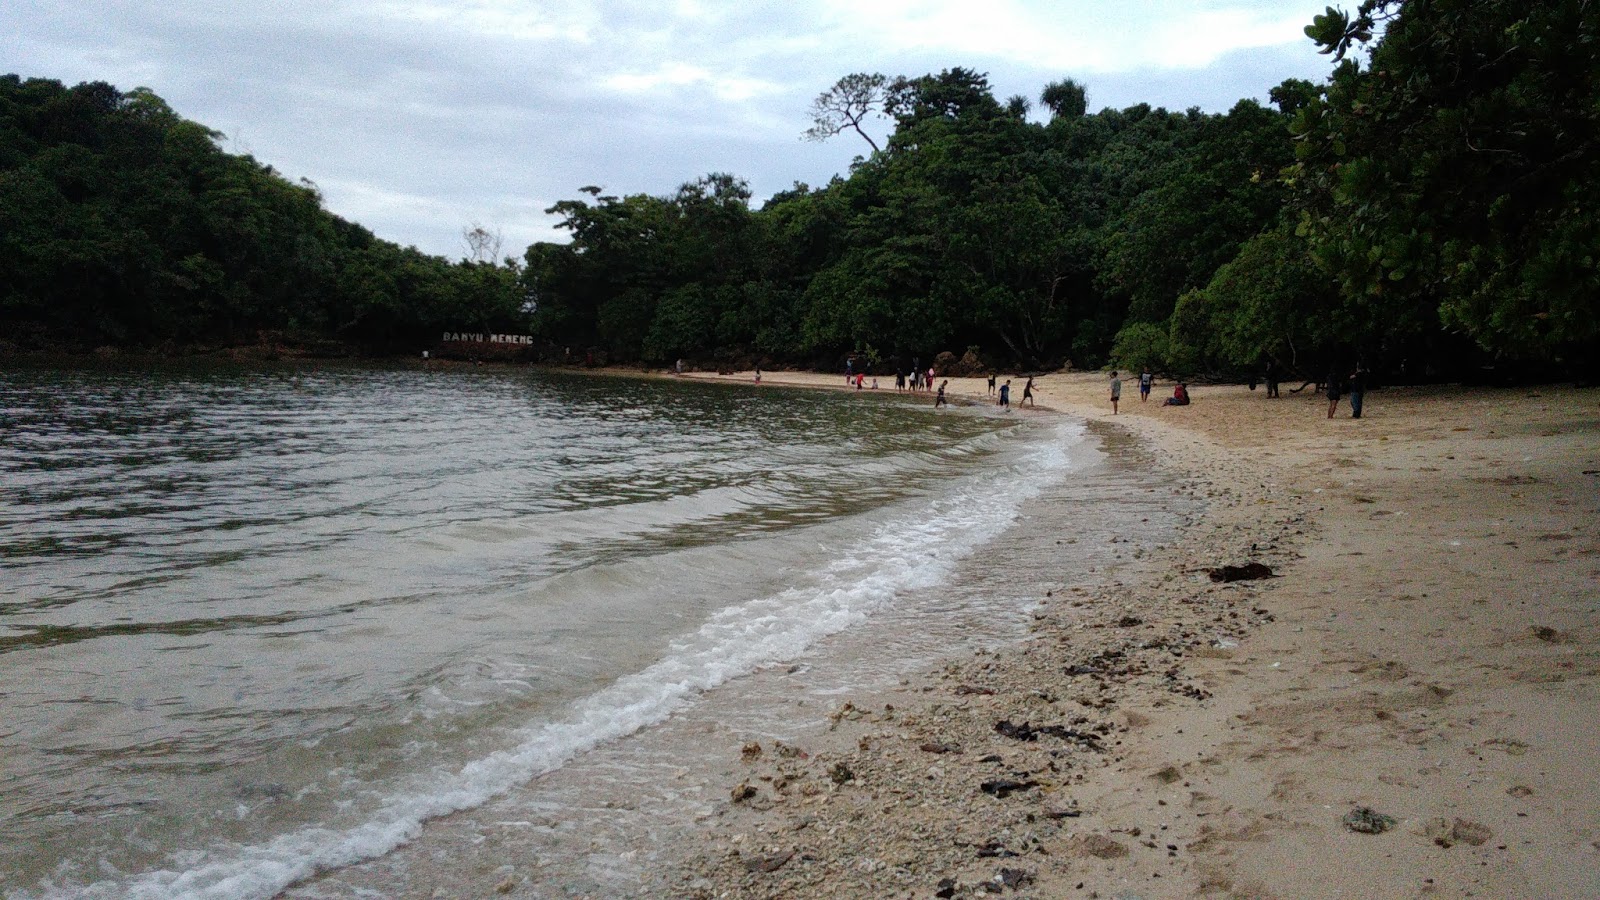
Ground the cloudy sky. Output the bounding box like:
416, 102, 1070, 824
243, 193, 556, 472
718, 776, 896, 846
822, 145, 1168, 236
5, 1, 1342, 260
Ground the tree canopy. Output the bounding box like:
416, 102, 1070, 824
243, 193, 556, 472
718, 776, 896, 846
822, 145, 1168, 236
5, 0, 1595, 378
0, 75, 524, 353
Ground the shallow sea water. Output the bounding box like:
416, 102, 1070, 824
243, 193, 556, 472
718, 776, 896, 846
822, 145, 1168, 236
0, 364, 1185, 898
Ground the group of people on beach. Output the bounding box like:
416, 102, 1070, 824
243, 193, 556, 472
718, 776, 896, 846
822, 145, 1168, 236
984, 374, 1036, 410
1106, 362, 1367, 418
1108, 369, 1187, 414
1325, 365, 1369, 418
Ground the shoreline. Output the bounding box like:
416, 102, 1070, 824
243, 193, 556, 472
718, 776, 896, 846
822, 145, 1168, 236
664, 370, 1600, 898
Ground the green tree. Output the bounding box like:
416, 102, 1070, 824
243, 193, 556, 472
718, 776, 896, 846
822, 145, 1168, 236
1292, 0, 1600, 358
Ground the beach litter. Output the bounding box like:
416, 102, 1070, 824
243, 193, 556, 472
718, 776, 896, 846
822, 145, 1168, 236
1206, 562, 1274, 582
1342, 806, 1398, 834
994, 867, 1034, 890
993, 719, 1103, 748
980, 779, 1037, 798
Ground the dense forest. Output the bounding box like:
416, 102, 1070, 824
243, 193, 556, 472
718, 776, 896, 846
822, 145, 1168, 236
4, 0, 1597, 380
0, 79, 527, 354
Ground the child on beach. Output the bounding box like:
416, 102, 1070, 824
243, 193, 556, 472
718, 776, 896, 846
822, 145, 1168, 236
1139, 369, 1153, 402
1109, 371, 1122, 415
934, 380, 948, 407
1021, 376, 1035, 407
987, 373, 996, 396
998, 380, 1010, 409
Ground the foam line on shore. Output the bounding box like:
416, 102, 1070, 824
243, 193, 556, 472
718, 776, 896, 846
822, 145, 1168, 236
51, 421, 1083, 900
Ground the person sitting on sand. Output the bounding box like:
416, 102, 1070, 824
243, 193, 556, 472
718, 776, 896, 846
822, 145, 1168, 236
1162, 383, 1190, 406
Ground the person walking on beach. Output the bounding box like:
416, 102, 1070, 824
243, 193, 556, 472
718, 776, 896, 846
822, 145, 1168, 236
754, 367, 761, 384
987, 373, 997, 396
1139, 368, 1153, 402
1348, 365, 1367, 419
1109, 371, 1122, 415
1021, 376, 1035, 407
1264, 360, 1280, 399
934, 380, 948, 408
1326, 368, 1343, 418
998, 379, 1011, 409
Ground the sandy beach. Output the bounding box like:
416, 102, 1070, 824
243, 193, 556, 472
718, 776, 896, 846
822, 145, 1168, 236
663, 369, 1600, 899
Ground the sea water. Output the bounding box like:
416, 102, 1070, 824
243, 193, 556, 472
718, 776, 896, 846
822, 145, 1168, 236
0, 364, 1183, 898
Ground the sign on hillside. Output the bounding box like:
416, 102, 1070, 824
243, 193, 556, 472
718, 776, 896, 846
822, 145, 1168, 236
440, 332, 533, 345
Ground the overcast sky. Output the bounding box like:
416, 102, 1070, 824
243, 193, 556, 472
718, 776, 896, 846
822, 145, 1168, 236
5, 1, 1342, 260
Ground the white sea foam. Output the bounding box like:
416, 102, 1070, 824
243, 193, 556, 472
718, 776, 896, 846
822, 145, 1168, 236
59, 421, 1082, 900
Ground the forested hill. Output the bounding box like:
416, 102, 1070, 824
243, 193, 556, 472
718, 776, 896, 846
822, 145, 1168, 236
0, 76, 525, 354
5, 0, 1597, 378
526, 0, 1599, 380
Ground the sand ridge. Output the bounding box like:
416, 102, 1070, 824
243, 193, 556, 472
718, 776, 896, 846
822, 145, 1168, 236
663, 369, 1600, 899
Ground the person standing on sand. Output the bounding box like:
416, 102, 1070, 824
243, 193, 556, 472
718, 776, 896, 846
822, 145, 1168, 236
1109, 371, 1122, 415
1326, 369, 1343, 418
934, 380, 948, 408
1139, 368, 1153, 402
1021, 376, 1035, 407
998, 380, 1010, 409
1348, 365, 1367, 419
1264, 359, 1280, 398
754, 367, 761, 383
987, 373, 997, 396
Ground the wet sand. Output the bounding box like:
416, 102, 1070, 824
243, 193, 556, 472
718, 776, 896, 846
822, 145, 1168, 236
666, 369, 1600, 899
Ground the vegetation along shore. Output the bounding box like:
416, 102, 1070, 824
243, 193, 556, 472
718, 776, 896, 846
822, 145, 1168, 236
4, 1, 1596, 382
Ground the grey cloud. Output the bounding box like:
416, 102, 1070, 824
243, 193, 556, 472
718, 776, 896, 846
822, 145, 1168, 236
5, 1, 1335, 259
